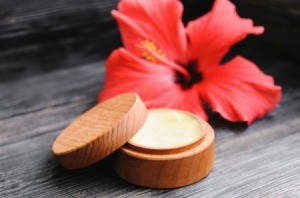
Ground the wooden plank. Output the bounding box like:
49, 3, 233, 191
0, 57, 299, 197
0, 0, 120, 81
0, 62, 104, 146
0, 62, 104, 119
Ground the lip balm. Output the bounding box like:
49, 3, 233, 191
52, 94, 214, 188
129, 109, 203, 149
114, 109, 214, 188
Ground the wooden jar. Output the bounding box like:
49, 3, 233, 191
114, 112, 214, 188
52, 93, 215, 188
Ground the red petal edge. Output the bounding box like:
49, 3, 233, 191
198, 56, 282, 125
186, 0, 264, 71
112, 0, 187, 64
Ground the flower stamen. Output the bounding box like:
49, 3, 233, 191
138, 39, 166, 63
137, 39, 191, 80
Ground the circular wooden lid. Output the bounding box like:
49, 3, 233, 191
52, 93, 148, 170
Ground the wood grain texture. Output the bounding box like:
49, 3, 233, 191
0, 0, 300, 196
115, 115, 214, 188
52, 93, 148, 170
0, 57, 299, 197
0, 0, 120, 82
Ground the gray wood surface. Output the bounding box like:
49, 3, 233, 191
1, 57, 299, 197
1, 0, 300, 197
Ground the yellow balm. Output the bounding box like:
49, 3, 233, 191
129, 109, 203, 149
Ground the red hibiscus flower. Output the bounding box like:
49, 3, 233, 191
99, 0, 282, 125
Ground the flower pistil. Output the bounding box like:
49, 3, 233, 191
176, 61, 203, 89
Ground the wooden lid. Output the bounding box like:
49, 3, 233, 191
52, 93, 148, 170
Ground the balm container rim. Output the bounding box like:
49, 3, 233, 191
127, 108, 207, 151
120, 110, 214, 161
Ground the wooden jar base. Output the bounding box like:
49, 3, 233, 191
114, 118, 214, 188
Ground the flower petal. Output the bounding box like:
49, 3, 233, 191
198, 56, 282, 124
112, 0, 187, 64
99, 48, 207, 119
186, 0, 264, 71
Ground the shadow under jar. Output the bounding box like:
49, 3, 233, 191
114, 109, 215, 188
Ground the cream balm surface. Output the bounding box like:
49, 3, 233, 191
129, 109, 203, 149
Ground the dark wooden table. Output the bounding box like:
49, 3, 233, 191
1, 0, 300, 197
